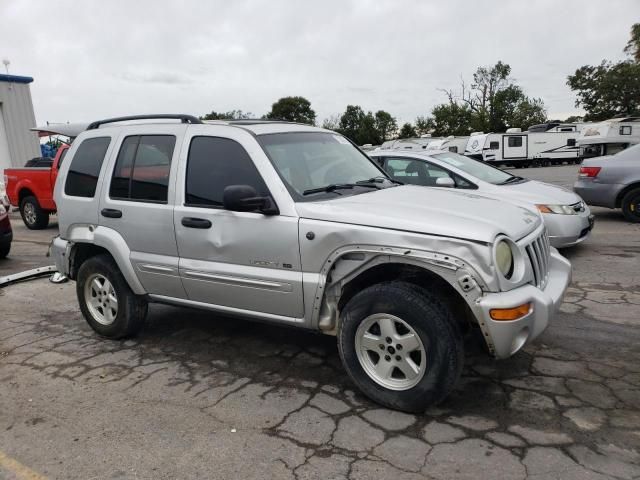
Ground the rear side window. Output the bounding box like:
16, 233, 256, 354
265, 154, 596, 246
110, 135, 175, 203
185, 136, 268, 207
64, 137, 111, 198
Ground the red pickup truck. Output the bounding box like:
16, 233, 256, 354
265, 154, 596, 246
4, 143, 70, 229
4, 123, 86, 229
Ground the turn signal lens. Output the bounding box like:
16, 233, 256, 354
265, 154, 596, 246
490, 303, 532, 321
579, 166, 601, 178
536, 205, 553, 213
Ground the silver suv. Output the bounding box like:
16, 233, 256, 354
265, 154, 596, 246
51, 114, 571, 412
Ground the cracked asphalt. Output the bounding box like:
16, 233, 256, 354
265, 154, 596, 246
1, 164, 639, 479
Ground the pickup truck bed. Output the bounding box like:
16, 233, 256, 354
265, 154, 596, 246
4, 144, 69, 229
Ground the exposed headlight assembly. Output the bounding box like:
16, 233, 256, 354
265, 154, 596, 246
536, 204, 577, 215
495, 239, 515, 279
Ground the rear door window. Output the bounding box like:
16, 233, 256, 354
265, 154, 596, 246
64, 137, 111, 198
109, 135, 176, 203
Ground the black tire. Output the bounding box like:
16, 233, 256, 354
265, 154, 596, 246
76, 254, 148, 338
20, 195, 49, 230
0, 243, 9, 259
621, 188, 640, 223
337, 281, 464, 412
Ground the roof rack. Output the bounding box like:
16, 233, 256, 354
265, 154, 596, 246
227, 119, 304, 125
87, 114, 202, 130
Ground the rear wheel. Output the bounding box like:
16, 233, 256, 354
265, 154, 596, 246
337, 281, 464, 412
77, 254, 148, 338
20, 196, 49, 230
621, 188, 640, 223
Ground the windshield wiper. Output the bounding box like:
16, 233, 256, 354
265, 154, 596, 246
356, 176, 403, 186
302, 183, 379, 196
499, 176, 524, 185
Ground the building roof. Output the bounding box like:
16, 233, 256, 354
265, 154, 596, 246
0, 74, 34, 84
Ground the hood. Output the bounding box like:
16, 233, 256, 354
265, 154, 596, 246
499, 179, 581, 205
295, 185, 541, 244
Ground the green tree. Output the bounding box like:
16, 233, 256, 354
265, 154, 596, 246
373, 110, 398, 142
426, 61, 547, 135
397, 123, 417, 139
414, 116, 434, 136
336, 106, 398, 145
429, 103, 473, 136
624, 23, 640, 63
338, 105, 366, 142
265, 96, 316, 124
567, 61, 640, 121
567, 25, 640, 121
200, 110, 252, 120
321, 114, 340, 131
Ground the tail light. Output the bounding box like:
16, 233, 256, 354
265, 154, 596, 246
579, 166, 601, 178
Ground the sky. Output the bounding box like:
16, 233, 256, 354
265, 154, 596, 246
1, 0, 638, 126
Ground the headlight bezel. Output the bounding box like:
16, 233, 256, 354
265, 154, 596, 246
492, 236, 527, 287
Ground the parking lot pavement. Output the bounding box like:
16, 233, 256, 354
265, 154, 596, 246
1, 165, 639, 479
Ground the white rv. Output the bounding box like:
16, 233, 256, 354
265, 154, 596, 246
425, 136, 469, 154
576, 117, 640, 158
464, 123, 583, 167
379, 135, 441, 151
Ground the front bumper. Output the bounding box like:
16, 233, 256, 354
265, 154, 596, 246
475, 248, 571, 359
50, 235, 71, 275
544, 210, 594, 248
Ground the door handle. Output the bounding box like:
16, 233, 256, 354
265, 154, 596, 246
101, 208, 122, 218
181, 217, 212, 229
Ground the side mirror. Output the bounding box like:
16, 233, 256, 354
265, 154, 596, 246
435, 177, 455, 188
223, 185, 278, 215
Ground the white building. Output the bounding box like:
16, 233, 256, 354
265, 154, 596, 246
0, 74, 41, 173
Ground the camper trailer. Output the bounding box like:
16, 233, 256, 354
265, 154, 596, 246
576, 117, 640, 158
425, 136, 469, 154
379, 135, 441, 151
464, 123, 583, 167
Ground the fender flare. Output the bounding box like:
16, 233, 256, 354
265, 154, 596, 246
67, 225, 146, 295
310, 244, 486, 331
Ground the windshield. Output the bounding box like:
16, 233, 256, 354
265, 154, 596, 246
258, 132, 391, 200
432, 152, 513, 185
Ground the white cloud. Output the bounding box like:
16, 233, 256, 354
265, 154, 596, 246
1, 0, 637, 125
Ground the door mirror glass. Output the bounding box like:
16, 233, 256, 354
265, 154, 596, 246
223, 185, 278, 214
435, 177, 455, 188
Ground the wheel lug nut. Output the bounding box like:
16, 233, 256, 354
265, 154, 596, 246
379, 344, 385, 350
396, 344, 402, 350
385, 337, 392, 344
384, 355, 391, 361
395, 355, 401, 361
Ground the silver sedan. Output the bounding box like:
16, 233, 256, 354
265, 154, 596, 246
574, 144, 640, 222
369, 150, 594, 248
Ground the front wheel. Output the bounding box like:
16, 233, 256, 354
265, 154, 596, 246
20, 196, 49, 230
77, 254, 148, 338
337, 282, 464, 412
621, 188, 640, 223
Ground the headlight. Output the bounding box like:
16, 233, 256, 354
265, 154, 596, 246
495, 240, 514, 279
536, 204, 577, 215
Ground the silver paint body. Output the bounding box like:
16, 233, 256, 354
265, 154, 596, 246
52, 122, 571, 359
369, 150, 592, 248
574, 144, 640, 209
